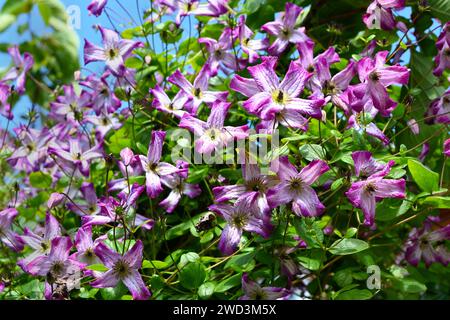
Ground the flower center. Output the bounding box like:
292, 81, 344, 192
214, 50, 224, 59
246, 178, 266, 193
147, 162, 158, 172
369, 71, 380, 81
281, 28, 291, 39
50, 261, 65, 276
113, 259, 131, 279
232, 212, 248, 228
289, 178, 303, 192
364, 182, 377, 194
207, 128, 221, 141
107, 48, 119, 59
193, 87, 202, 98
272, 90, 286, 104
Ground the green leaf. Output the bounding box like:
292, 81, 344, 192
394, 278, 427, 294
29, 172, 52, 189
224, 252, 255, 272
422, 196, 450, 208
428, 0, 450, 22
198, 282, 215, 299
243, 0, 265, 14
334, 269, 353, 288
100, 282, 128, 300
298, 249, 322, 271
85, 264, 109, 272
142, 260, 171, 270
407, 159, 439, 193
215, 274, 242, 293
344, 228, 358, 238
293, 218, 324, 249
179, 252, 200, 268
299, 144, 326, 161
0, 13, 15, 32
335, 289, 373, 300
179, 262, 207, 290
329, 238, 369, 255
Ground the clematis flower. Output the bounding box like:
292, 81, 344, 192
308, 57, 356, 114
168, 64, 228, 114
237, 15, 269, 64
138, 131, 183, 198
150, 84, 191, 118
179, 101, 248, 154
160, 170, 201, 213
0, 82, 12, 120
351, 151, 385, 178
268, 156, 329, 217
48, 138, 104, 177
212, 161, 278, 216
363, 0, 405, 30
162, 0, 199, 25
231, 57, 324, 129
120, 147, 134, 166
199, 28, 246, 76
0, 208, 23, 252
444, 139, 450, 157
84, 112, 122, 141
67, 182, 100, 216
18, 213, 61, 273
261, 2, 311, 55
425, 91, 450, 124
108, 153, 144, 195
91, 240, 151, 300
190, 0, 229, 17
2, 45, 34, 94
80, 72, 122, 115
209, 199, 272, 255
24, 236, 78, 275
357, 51, 409, 116
296, 41, 340, 91
84, 26, 144, 76
73, 226, 106, 266
433, 23, 450, 77
88, 0, 107, 16
345, 151, 405, 226
406, 118, 419, 135
82, 183, 154, 231
343, 89, 390, 145
239, 273, 290, 300
49, 85, 92, 124
7, 126, 52, 173
25, 236, 82, 300
403, 217, 450, 267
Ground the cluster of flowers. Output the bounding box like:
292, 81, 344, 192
0, 0, 449, 300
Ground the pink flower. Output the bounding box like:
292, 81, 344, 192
356, 51, 409, 116
345, 152, 405, 226
91, 240, 151, 300
230, 57, 324, 131
0, 208, 23, 252
179, 101, 248, 154
268, 156, 329, 217
363, 0, 405, 30
138, 131, 183, 198
87, 0, 107, 17
2, 45, 34, 94
84, 26, 144, 76
261, 2, 310, 55
168, 64, 228, 114
433, 23, 450, 77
